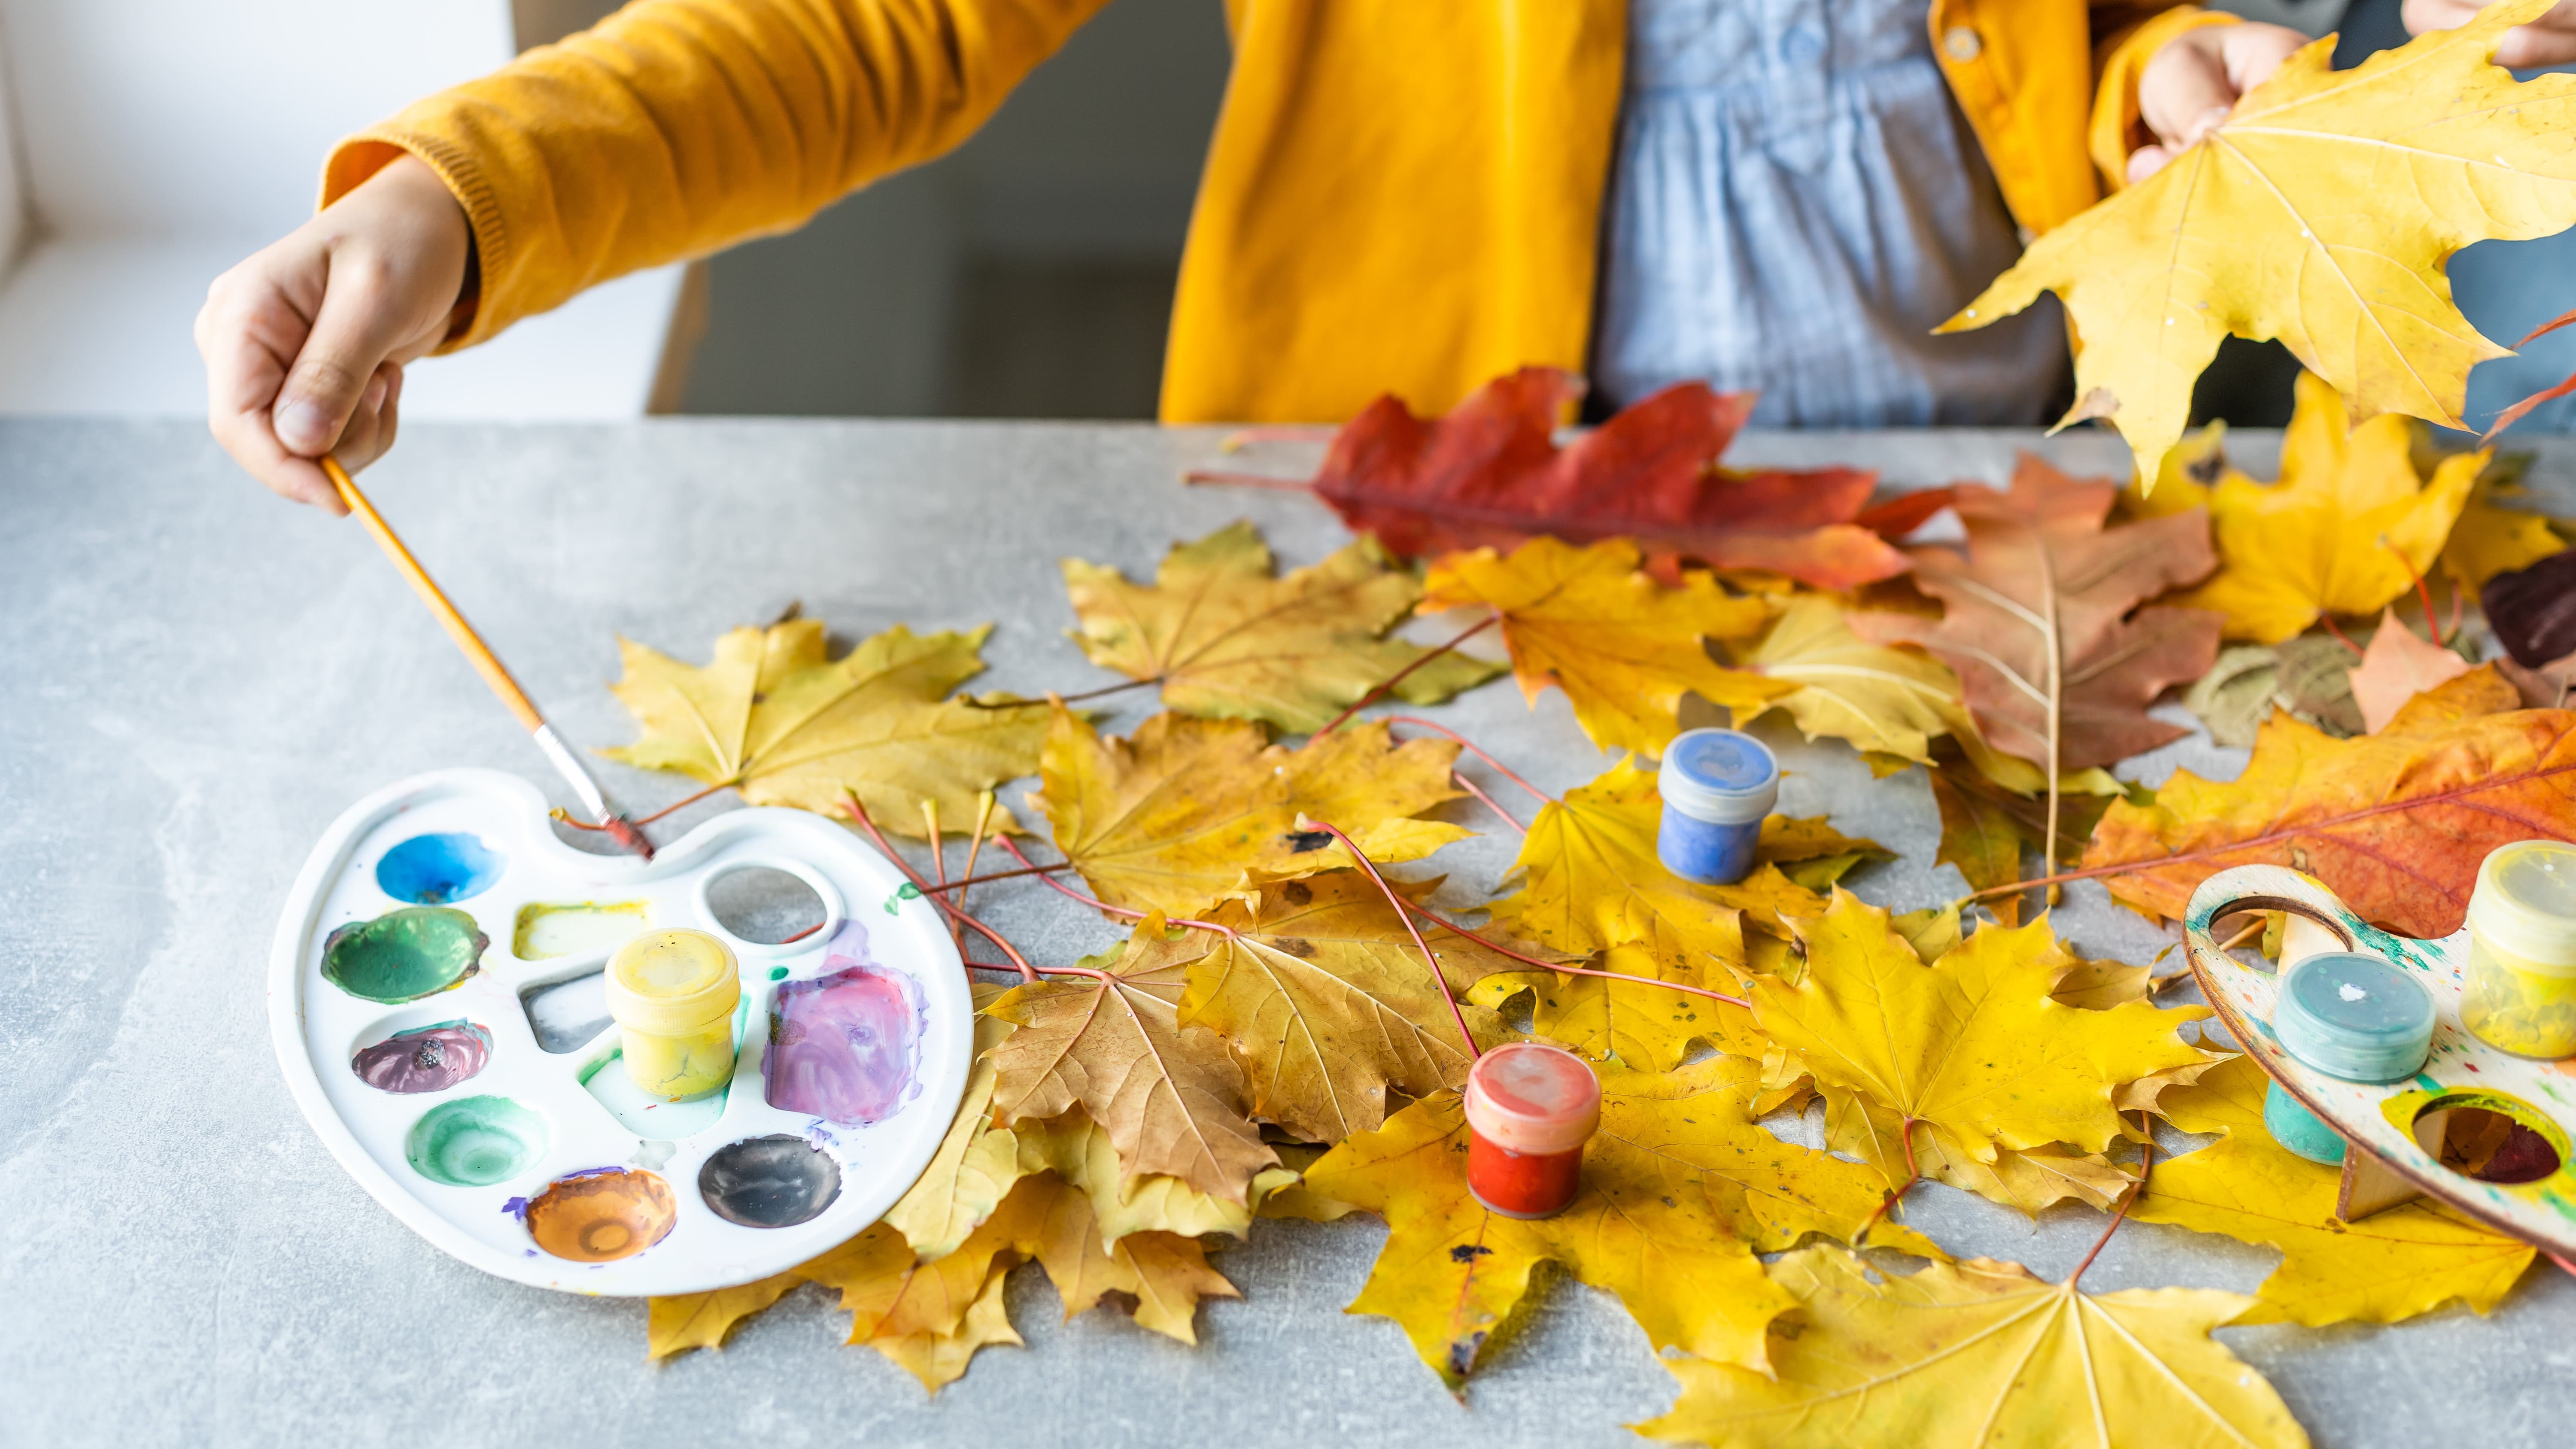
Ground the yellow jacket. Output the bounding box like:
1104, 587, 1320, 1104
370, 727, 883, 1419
326, 0, 2232, 423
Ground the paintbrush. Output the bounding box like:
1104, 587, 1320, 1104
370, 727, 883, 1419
320, 454, 655, 860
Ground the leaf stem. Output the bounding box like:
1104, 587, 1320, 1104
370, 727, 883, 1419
1380, 715, 1561, 806
990, 836, 1244, 943
1450, 771, 1527, 834
2319, 611, 2367, 659
1312, 612, 1501, 738
1857, 1115, 1925, 1245
841, 792, 1109, 985
914, 861, 1075, 895
963, 677, 1159, 710
1391, 895, 1748, 1009
955, 791, 996, 927
2382, 535, 2445, 646
555, 776, 736, 834
1306, 819, 1482, 1062
2068, 1112, 2155, 1289
1181, 468, 1318, 492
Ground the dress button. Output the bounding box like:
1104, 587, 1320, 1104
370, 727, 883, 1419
1943, 25, 1983, 61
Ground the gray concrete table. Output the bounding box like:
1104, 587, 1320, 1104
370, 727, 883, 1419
6, 417, 2574, 1448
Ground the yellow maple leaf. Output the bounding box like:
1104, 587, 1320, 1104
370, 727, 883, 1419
983, 922, 1278, 1203
1638, 1245, 2305, 1448
1060, 520, 1501, 732
2441, 459, 2565, 590
1946, 0, 2576, 485
2174, 374, 2482, 643
1755, 892, 2213, 1214
1474, 772, 1882, 1070
1736, 594, 2044, 791
1307, 1061, 1916, 1391
1422, 535, 1786, 754
644, 1270, 804, 1359
1008, 1107, 1300, 1243
1170, 872, 1514, 1143
605, 616, 1044, 835
2132, 1057, 2533, 1326
883, 1005, 1028, 1260
1033, 705, 1463, 917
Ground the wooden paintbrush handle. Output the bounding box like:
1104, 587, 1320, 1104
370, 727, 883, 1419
321, 455, 547, 734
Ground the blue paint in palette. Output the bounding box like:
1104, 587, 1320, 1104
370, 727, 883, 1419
378, 832, 505, 905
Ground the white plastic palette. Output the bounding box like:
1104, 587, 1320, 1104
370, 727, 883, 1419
2184, 864, 2576, 1256
267, 769, 970, 1295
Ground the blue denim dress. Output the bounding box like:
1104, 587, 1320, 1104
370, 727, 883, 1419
1592, 0, 2071, 426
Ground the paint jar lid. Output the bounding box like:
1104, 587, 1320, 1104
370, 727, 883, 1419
606, 929, 742, 1035
1464, 1042, 1601, 1155
1657, 729, 1780, 826
2467, 840, 2576, 973
2272, 951, 2436, 1083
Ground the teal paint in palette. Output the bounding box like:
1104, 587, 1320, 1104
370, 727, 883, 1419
2262, 951, 2436, 1164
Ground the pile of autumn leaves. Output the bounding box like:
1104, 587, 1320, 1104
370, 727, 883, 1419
601, 377, 2571, 1447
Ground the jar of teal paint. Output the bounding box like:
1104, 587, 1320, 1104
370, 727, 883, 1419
2261, 949, 2437, 1166
1656, 729, 1779, 886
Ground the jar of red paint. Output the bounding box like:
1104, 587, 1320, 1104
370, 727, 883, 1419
1464, 1042, 1601, 1219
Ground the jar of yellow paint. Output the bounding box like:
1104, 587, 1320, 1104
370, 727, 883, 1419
2461, 841, 2576, 1060
605, 929, 742, 1098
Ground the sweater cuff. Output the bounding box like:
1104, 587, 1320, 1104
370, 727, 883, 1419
2090, 7, 2241, 197
320, 131, 511, 353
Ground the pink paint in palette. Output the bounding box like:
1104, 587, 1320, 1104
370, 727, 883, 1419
268, 769, 970, 1296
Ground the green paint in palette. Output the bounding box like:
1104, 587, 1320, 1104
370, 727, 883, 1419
323, 907, 489, 1003
406, 1096, 546, 1186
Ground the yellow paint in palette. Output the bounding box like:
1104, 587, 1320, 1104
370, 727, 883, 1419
2462, 841, 2576, 1059
513, 899, 650, 959
605, 929, 741, 1099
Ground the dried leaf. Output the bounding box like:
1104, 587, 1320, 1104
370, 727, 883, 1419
2133, 1058, 2534, 1326
1308, 1059, 1926, 1391
1923, 741, 2123, 918
884, 1009, 1029, 1261
1172, 871, 1512, 1143
1422, 536, 1783, 754
1755, 891, 2213, 1212
606, 618, 1044, 835
645, 1270, 803, 1360
984, 925, 1278, 1203
2348, 609, 2472, 735
2271, 633, 2366, 737
2483, 546, 2576, 668
1251, 366, 1905, 587
2083, 668, 2576, 936
1034, 706, 1462, 917
1638, 1246, 2303, 1449
1009, 1108, 1297, 1243
2180, 643, 2282, 748
2173, 374, 2481, 644
1736, 593, 2043, 791
1060, 520, 1499, 732
1856, 455, 2220, 776
1946, 0, 2576, 486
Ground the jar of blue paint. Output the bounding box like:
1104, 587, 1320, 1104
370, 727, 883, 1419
1656, 729, 1780, 886
2260, 949, 2437, 1166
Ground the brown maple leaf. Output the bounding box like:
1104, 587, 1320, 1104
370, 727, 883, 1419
1857, 453, 2220, 857
1189, 367, 1920, 588
982, 929, 1279, 1204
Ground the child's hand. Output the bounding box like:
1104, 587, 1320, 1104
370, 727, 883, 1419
2407, 0, 2576, 67
196, 155, 470, 514
2129, 22, 2314, 182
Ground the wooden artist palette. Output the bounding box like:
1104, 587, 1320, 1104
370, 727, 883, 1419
2186, 865, 2576, 1256
268, 769, 972, 1295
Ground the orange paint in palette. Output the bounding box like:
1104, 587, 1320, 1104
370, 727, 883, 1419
273, 770, 976, 1295
1463, 1042, 1601, 1219
524, 1169, 677, 1263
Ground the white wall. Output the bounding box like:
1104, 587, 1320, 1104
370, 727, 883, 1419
0, 1, 516, 243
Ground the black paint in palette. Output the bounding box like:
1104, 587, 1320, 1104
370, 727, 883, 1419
699, 1135, 842, 1228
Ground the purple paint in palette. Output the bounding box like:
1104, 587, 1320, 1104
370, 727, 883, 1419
351, 1021, 492, 1093
765, 920, 921, 1125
